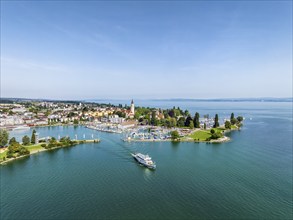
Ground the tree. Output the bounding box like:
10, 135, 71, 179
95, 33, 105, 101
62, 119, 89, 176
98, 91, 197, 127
237, 116, 243, 122
170, 130, 180, 140
170, 118, 177, 127
189, 121, 194, 129
151, 111, 158, 126
19, 146, 30, 155
47, 137, 57, 149
60, 136, 70, 143
211, 132, 223, 139
177, 117, 185, 127
22, 135, 30, 145
134, 112, 141, 119
115, 111, 126, 118
31, 129, 36, 144
213, 114, 219, 128
7, 142, 30, 157
168, 109, 175, 118
185, 115, 193, 127
165, 119, 171, 128
230, 118, 237, 125
193, 112, 200, 128
207, 129, 223, 140
9, 137, 17, 145
73, 119, 79, 125
225, 121, 231, 129
0, 129, 9, 146
45, 110, 51, 116
230, 112, 238, 125
230, 113, 235, 121
6, 150, 14, 158
59, 136, 74, 146
204, 123, 206, 130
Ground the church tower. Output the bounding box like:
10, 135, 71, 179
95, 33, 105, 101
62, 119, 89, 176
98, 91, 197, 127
130, 99, 135, 115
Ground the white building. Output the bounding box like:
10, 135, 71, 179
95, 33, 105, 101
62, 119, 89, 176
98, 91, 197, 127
130, 99, 135, 115
12, 107, 27, 113
0, 116, 24, 126
109, 115, 125, 124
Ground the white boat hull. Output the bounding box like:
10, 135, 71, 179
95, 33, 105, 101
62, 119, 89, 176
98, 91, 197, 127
131, 153, 156, 169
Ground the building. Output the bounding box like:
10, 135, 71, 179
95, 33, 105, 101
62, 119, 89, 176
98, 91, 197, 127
0, 116, 24, 126
35, 133, 39, 144
118, 120, 137, 129
125, 99, 135, 119
109, 115, 125, 124
130, 99, 135, 115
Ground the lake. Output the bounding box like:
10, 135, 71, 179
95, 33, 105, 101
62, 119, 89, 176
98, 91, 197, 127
1, 101, 292, 219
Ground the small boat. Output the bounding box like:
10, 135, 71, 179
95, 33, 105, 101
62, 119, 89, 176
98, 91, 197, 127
131, 153, 156, 169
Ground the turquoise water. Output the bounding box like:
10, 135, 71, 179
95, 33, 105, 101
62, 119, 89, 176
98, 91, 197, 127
1, 102, 292, 219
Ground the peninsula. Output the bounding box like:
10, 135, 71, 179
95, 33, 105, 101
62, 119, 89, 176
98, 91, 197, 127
0, 133, 100, 165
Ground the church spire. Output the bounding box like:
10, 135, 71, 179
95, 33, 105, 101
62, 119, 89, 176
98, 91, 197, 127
130, 99, 135, 115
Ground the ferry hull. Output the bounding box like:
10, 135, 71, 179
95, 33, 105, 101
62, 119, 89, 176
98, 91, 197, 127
131, 154, 156, 170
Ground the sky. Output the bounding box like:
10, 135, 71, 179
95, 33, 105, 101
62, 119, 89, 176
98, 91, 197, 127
1, 1, 292, 100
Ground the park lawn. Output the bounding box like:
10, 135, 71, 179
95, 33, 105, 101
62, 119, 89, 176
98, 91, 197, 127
231, 125, 238, 129
25, 144, 44, 153
214, 127, 226, 132
0, 150, 7, 160
0, 144, 44, 159
189, 130, 211, 141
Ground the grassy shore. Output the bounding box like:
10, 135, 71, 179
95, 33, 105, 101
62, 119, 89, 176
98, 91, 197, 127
189, 130, 212, 141
188, 126, 238, 142
0, 139, 100, 165
0, 150, 7, 160
25, 143, 44, 152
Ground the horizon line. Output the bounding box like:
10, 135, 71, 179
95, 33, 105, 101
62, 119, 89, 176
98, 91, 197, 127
1, 97, 292, 102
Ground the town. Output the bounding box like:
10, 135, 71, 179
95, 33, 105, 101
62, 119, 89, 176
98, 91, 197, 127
0, 98, 243, 143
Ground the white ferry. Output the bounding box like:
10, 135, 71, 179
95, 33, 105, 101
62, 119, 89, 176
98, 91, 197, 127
131, 153, 156, 169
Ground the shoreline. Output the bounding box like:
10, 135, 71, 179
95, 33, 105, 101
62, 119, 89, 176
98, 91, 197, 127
123, 135, 231, 143
122, 126, 237, 143
1, 123, 83, 131
0, 139, 100, 165
1, 125, 238, 165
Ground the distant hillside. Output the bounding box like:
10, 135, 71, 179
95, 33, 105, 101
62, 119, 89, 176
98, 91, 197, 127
149, 98, 293, 102
1, 97, 292, 104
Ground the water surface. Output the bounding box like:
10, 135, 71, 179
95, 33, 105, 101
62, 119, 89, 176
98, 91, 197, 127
1, 102, 292, 219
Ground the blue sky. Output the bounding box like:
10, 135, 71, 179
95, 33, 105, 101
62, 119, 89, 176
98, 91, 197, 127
1, 1, 292, 100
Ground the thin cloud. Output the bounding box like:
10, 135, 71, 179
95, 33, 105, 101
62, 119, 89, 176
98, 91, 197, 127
1, 57, 69, 73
